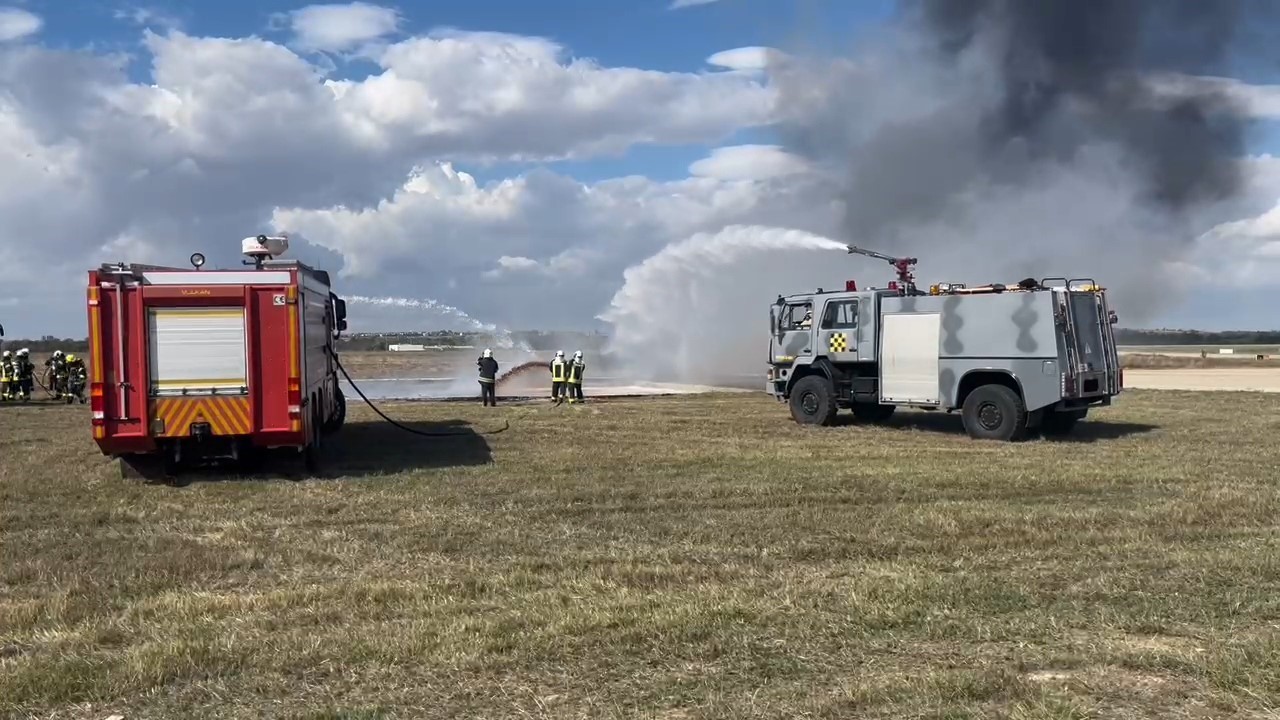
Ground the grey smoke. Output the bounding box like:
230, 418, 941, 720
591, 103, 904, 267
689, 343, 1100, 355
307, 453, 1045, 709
768, 0, 1277, 322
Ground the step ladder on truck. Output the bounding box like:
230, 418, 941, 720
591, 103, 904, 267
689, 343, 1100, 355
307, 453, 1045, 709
86, 234, 349, 480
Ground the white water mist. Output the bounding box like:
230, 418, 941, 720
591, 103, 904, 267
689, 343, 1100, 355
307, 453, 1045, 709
343, 294, 540, 397
345, 294, 530, 352
598, 224, 852, 385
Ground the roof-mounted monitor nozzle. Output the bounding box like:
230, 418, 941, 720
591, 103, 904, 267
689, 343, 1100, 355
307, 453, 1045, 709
846, 244, 920, 296
242, 234, 289, 269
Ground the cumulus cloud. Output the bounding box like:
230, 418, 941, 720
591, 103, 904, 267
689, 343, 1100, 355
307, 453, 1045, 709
0, 7, 40, 42
706, 46, 786, 72
1190, 192, 1280, 287
1146, 72, 1280, 120
0, 25, 779, 336
688, 144, 812, 180
0, 7, 1276, 346
113, 6, 184, 32
271, 156, 843, 331
281, 2, 402, 54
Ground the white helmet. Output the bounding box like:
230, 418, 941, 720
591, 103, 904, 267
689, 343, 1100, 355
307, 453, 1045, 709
54, 350, 64, 358
555, 350, 564, 358
1, 350, 9, 358
18, 348, 28, 356
574, 350, 582, 359
482, 348, 492, 358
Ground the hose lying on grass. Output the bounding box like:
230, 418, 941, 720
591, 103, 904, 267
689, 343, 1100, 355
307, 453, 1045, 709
328, 348, 510, 437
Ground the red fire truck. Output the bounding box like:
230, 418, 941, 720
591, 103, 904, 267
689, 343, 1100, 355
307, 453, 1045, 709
87, 235, 348, 480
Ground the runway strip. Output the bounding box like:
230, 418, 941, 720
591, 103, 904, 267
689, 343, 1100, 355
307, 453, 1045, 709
340, 375, 757, 401
1122, 368, 1280, 394
342, 369, 1280, 401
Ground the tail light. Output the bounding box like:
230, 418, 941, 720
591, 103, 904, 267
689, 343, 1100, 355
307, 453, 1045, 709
288, 377, 301, 419
90, 383, 105, 424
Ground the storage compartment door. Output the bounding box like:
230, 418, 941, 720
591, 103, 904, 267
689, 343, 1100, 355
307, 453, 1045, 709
148, 307, 248, 396
879, 312, 941, 404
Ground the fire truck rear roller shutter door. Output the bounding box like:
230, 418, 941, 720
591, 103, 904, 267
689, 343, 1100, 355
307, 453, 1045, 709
147, 307, 249, 396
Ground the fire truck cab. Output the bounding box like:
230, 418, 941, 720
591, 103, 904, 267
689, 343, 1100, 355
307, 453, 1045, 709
87, 235, 348, 480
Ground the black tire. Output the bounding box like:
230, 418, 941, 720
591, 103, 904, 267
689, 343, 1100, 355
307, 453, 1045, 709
301, 444, 320, 477
961, 384, 1029, 441
298, 407, 322, 479
322, 386, 346, 434
1041, 409, 1085, 437
852, 402, 896, 423
789, 375, 838, 426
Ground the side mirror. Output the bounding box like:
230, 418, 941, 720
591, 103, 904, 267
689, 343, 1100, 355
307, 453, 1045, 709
1109, 311, 1118, 325
331, 294, 348, 333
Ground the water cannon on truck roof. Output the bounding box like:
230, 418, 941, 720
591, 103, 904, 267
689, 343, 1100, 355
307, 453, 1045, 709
768, 243, 1123, 441
845, 244, 920, 295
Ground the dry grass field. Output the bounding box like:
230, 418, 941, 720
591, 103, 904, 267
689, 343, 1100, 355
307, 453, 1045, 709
3, 389, 1280, 719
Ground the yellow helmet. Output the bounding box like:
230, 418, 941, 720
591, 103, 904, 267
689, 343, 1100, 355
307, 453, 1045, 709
67, 354, 77, 362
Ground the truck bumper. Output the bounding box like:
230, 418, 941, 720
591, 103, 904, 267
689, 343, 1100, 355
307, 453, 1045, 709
96, 429, 307, 461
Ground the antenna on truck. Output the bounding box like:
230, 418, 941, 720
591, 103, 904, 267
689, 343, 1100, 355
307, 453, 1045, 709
242, 234, 290, 270
846, 244, 920, 295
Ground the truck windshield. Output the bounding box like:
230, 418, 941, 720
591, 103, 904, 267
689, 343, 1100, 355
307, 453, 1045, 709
781, 304, 812, 330
1069, 293, 1105, 370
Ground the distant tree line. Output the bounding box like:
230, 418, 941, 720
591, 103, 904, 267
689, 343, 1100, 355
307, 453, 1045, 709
0, 336, 89, 354
336, 330, 608, 352
1114, 329, 1280, 345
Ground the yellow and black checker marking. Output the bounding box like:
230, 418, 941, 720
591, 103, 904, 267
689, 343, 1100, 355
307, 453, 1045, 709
827, 332, 850, 353
151, 396, 252, 437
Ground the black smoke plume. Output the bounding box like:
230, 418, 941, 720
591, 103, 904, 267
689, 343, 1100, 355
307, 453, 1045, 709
769, 0, 1277, 319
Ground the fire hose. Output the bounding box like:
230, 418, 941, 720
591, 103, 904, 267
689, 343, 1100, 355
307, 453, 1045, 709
327, 347, 510, 437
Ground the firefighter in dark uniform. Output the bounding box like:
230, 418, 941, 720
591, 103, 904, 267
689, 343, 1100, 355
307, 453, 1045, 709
566, 350, 586, 404
14, 348, 34, 401
45, 350, 68, 399
549, 350, 568, 403
65, 353, 87, 403
477, 348, 498, 406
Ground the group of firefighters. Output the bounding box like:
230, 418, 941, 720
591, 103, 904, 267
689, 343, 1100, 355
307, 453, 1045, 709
0, 348, 87, 403
476, 349, 587, 406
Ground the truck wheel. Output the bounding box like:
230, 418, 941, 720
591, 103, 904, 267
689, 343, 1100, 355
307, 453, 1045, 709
322, 387, 346, 434
852, 402, 895, 423
302, 443, 321, 476
1041, 409, 1085, 436
961, 384, 1028, 441
789, 375, 838, 426
299, 407, 323, 478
